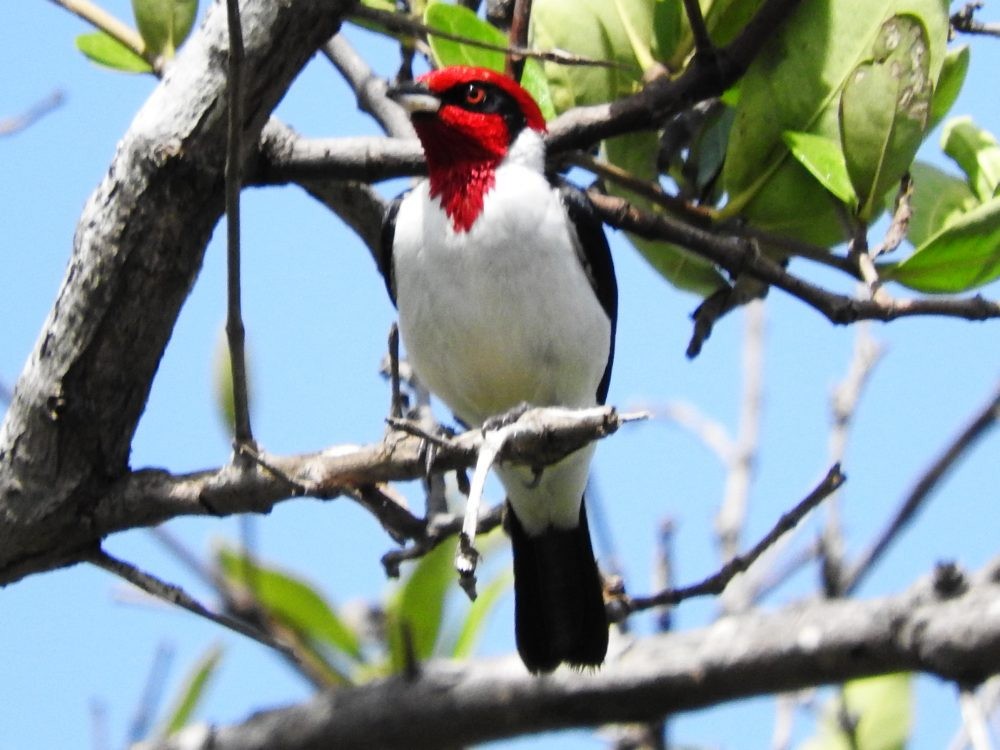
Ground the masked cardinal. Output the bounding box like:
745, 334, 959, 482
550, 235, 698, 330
379, 66, 617, 673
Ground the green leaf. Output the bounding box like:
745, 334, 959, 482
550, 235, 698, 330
425, 2, 505, 72
704, 0, 767, 47
386, 538, 456, 671
75, 31, 152, 73
907, 161, 978, 247
216, 546, 363, 662
929, 44, 969, 130
450, 570, 512, 658
942, 116, 1000, 202
423, 3, 555, 120
783, 131, 857, 205
722, 0, 949, 245
605, 132, 728, 295
799, 674, 912, 750
652, 0, 683, 64
519, 59, 557, 123
156, 644, 223, 738
132, 0, 198, 58
530, 0, 645, 113
885, 195, 1000, 292
840, 15, 932, 220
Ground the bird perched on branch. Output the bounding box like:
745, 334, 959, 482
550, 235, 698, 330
379, 65, 617, 673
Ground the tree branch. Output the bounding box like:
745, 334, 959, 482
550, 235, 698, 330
0, 90, 66, 137
0, 0, 353, 585
586, 192, 1000, 325
0, 406, 635, 584
841, 381, 1000, 594
137, 559, 1000, 750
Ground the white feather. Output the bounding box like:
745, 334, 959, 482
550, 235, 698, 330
392, 130, 610, 533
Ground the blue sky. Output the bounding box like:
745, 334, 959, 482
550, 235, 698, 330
2, 2, 999, 748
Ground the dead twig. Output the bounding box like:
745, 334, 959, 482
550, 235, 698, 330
626, 464, 845, 612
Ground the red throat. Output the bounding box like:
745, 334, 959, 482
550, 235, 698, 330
428, 158, 498, 234
414, 118, 507, 233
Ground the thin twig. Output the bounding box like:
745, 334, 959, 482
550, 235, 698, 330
949, 678, 1000, 750
959, 686, 996, 750
716, 300, 766, 614
652, 399, 735, 461
47, 0, 147, 61
381, 505, 505, 577
586, 191, 1000, 326
842, 381, 1000, 594
505, 0, 533, 81
224, 0, 254, 451
388, 323, 403, 420
351, 5, 633, 71
147, 526, 223, 591
126, 643, 175, 744
715, 301, 764, 561
627, 464, 845, 612
86, 547, 301, 661
564, 151, 713, 226
952, 2, 1000, 37
820, 324, 884, 596
322, 35, 412, 138
871, 175, 913, 259
681, 0, 714, 57
0, 91, 66, 137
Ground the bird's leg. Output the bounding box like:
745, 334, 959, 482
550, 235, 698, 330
456, 421, 517, 600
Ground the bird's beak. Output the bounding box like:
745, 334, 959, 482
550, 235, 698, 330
386, 81, 441, 115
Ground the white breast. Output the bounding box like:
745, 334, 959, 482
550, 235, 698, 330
392, 163, 611, 427
390, 139, 612, 532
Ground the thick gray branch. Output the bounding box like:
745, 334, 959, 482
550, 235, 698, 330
93, 406, 632, 542
0, 0, 352, 585
139, 561, 1000, 750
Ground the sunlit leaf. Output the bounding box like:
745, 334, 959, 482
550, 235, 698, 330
425, 2, 504, 72
156, 644, 223, 738
216, 546, 363, 661
722, 0, 949, 244
885, 195, 1000, 292
840, 15, 932, 220
75, 31, 152, 73
530, 0, 645, 113
783, 131, 856, 205
799, 673, 912, 750
929, 44, 969, 130
449, 570, 512, 659
907, 161, 978, 248
386, 538, 455, 671
942, 116, 1000, 202
424, 2, 555, 120
132, 0, 198, 58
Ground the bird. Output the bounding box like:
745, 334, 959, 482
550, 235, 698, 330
379, 65, 617, 673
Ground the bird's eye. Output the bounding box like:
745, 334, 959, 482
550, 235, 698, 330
464, 84, 487, 106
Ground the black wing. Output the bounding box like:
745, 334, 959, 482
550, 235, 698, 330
378, 195, 403, 308
558, 183, 618, 406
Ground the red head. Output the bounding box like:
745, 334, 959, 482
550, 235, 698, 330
391, 66, 547, 232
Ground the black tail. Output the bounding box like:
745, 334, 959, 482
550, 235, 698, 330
507, 500, 608, 673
